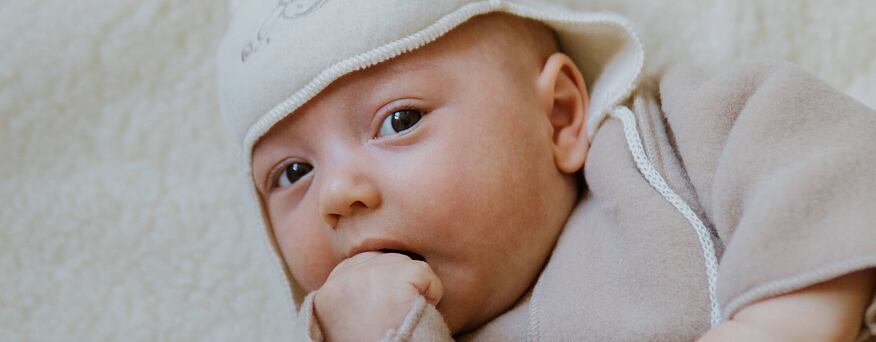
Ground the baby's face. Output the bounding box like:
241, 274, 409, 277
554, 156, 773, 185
252, 16, 586, 334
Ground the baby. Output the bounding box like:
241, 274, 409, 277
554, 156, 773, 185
217, 1, 876, 341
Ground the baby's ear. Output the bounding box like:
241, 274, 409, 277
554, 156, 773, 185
535, 53, 590, 174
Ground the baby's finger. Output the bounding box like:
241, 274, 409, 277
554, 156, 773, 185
409, 260, 443, 306
329, 251, 382, 276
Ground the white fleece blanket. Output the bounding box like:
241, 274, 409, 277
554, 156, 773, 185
1, 1, 873, 340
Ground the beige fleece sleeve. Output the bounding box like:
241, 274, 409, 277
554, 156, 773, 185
659, 61, 876, 336
381, 296, 454, 342
293, 292, 324, 342
293, 293, 453, 342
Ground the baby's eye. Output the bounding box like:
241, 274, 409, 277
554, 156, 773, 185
377, 109, 423, 137
277, 162, 313, 189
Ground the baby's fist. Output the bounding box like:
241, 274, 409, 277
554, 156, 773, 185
314, 251, 443, 341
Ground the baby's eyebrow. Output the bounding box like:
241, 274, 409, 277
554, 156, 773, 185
365, 61, 444, 105
380, 61, 440, 77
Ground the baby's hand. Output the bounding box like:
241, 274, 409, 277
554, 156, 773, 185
313, 251, 444, 342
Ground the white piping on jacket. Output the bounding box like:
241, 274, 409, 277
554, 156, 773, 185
611, 105, 722, 327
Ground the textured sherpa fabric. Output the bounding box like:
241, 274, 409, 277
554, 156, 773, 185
3, 1, 876, 341
215, 0, 647, 312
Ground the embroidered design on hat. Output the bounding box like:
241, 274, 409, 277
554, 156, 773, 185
241, 0, 328, 62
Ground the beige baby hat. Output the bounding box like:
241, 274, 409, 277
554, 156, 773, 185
216, 0, 645, 313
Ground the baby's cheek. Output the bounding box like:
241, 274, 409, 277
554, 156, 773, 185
270, 202, 336, 292
283, 234, 336, 292
418, 135, 523, 235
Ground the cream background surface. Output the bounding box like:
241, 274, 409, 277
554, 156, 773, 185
1, 1, 873, 341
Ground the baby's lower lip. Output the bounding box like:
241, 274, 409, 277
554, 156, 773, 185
379, 248, 426, 262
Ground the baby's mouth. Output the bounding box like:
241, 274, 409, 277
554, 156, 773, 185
345, 238, 427, 262
379, 248, 426, 262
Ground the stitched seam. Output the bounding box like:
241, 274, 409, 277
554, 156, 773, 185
386, 296, 427, 342
527, 282, 543, 342
300, 292, 324, 342
722, 257, 876, 320
612, 106, 723, 326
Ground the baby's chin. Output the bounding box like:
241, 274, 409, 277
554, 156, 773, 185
436, 279, 528, 335
437, 303, 477, 336
438, 301, 507, 336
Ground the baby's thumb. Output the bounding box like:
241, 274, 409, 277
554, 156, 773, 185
413, 261, 443, 306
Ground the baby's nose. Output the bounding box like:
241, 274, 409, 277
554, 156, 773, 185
317, 173, 382, 228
